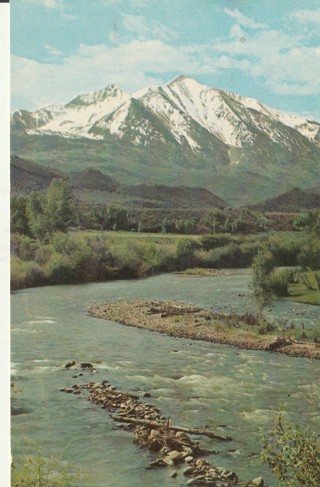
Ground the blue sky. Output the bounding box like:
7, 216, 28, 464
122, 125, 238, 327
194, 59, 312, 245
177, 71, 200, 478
11, 0, 320, 120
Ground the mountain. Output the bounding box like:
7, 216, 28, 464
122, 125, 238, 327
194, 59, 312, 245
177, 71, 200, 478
10, 155, 66, 195
11, 156, 227, 210
11, 76, 320, 206
250, 187, 320, 213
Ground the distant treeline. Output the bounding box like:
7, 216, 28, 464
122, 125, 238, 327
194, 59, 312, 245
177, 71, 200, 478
11, 179, 303, 238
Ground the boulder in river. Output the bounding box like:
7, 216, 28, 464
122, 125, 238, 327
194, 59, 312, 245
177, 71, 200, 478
65, 360, 76, 369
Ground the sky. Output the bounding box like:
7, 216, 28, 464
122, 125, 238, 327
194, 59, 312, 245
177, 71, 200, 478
10, 0, 320, 121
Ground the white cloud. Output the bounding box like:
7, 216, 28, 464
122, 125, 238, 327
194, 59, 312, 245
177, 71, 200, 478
44, 44, 64, 56
122, 13, 177, 41
11, 39, 217, 110
11, 6, 320, 111
20, 0, 76, 19
22, 0, 63, 9
212, 16, 320, 96
224, 8, 267, 30
101, 0, 149, 5
130, 0, 149, 6
291, 9, 320, 25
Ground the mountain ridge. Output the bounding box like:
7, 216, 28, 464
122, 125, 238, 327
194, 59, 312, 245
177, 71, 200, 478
11, 76, 320, 206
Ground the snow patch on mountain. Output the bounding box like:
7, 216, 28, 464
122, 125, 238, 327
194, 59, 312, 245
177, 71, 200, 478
11, 76, 320, 152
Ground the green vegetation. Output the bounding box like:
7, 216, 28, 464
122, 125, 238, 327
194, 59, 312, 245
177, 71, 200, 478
11, 453, 77, 487
10, 231, 179, 289
262, 414, 320, 486
10, 182, 320, 305
251, 249, 275, 313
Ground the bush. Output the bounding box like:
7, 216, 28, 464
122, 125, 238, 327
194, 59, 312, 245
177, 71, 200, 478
11, 234, 38, 261
200, 234, 233, 251
198, 242, 258, 268
298, 237, 320, 271
269, 269, 295, 297
175, 238, 198, 270
11, 256, 45, 290
11, 453, 77, 487
45, 253, 75, 284
262, 414, 320, 486
267, 235, 300, 266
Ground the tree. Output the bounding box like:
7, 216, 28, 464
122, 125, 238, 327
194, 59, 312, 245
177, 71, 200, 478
45, 179, 75, 233
11, 196, 30, 235
251, 249, 274, 313
294, 209, 320, 236
106, 206, 128, 230
26, 192, 47, 240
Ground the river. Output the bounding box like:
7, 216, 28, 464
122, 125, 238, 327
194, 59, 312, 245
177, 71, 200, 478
11, 271, 320, 486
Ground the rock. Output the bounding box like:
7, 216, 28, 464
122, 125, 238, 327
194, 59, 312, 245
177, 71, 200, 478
251, 477, 264, 487
170, 470, 178, 478
142, 392, 151, 398
163, 456, 174, 466
65, 361, 76, 369
186, 479, 206, 486
185, 456, 194, 464
182, 447, 193, 456
159, 446, 170, 456
226, 471, 238, 481
167, 450, 182, 464
148, 429, 160, 440
267, 336, 292, 350
80, 362, 93, 369
149, 440, 163, 452
149, 459, 167, 468
184, 466, 196, 476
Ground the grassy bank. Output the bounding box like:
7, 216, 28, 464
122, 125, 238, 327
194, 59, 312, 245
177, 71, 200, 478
11, 228, 319, 316
10, 230, 260, 290
288, 283, 320, 305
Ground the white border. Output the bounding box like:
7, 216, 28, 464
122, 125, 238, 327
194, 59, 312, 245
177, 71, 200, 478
0, 2, 10, 486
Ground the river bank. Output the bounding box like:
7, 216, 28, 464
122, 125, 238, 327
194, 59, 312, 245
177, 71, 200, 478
88, 300, 320, 359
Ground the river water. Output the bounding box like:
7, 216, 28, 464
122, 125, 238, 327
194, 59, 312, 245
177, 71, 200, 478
11, 271, 320, 486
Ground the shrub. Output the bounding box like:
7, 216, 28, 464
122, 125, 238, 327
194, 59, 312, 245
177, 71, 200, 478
11, 453, 77, 487
200, 234, 233, 251
300, 271, 319, 291
11, 234, 38, 261
198, 241, 258, 269
269, 269, 295, 297
45, 253, 75, 284
268, 235, 300, 266
261, 414, 320, 486
298, 237, 320, 271
175, 238, 198, 270
11, 256, 45, 290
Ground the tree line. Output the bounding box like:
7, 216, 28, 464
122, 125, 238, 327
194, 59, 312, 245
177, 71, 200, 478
11, 178, 305, 238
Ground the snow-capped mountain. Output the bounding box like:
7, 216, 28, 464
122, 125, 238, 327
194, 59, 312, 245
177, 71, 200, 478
11, 76, 320, 205
12, 75, 320, 148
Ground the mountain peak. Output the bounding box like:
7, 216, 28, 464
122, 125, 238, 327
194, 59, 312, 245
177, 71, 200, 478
66, 84, 127, 108
167, 74, 187, 84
